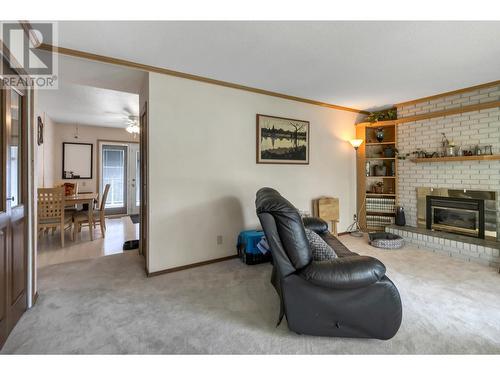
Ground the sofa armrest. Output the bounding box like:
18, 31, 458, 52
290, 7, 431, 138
302, 217, 329, 234
298, 256, 386, 289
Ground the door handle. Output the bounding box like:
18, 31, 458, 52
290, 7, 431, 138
6, 197, 14, 201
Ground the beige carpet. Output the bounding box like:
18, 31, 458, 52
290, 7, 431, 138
2, 235, 500, 354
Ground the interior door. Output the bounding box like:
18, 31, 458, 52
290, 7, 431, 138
0, 60, 28, 349
139, 103, 148, 260
127, 143, 140, 215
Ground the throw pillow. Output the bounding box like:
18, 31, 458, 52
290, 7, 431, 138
304, 228, 338, 261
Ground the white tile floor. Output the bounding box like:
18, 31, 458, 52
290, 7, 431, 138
37, 216, 139, 268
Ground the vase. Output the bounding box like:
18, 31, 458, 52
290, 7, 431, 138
375, 127, 385, 142
395, 207, 406, 226
384, 147, 395, 157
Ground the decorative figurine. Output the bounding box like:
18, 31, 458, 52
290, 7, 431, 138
375, 127, 385, 142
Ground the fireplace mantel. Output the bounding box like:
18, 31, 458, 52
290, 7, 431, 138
410, 155, 500, 163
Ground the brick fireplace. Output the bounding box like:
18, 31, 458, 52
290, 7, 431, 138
389, 83, 500, 268
416, 187, 497, 240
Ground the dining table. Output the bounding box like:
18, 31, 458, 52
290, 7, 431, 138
64, 192, 99, 240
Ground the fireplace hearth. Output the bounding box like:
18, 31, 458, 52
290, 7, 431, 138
426, 196, 485, 239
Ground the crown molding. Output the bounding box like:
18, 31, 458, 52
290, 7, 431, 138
37, 43, 369, 115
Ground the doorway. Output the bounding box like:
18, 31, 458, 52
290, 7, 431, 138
98, 141, 140, 216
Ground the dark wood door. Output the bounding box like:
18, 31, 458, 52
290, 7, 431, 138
139, 102, 148, 264
0, 59, 28, 349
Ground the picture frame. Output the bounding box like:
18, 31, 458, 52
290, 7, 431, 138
62, 142, 93, 179
37, 116, 43, 145
256, 114, 310, 164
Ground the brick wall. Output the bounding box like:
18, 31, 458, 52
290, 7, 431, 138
396, 84, 500, 227
397, 84, 500, 118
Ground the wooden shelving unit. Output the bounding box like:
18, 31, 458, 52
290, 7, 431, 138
356, 121, 398, 232
410, 155, 500, 163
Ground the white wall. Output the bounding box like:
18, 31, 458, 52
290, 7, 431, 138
148, 73, 359, 273
51, 123, 137, 192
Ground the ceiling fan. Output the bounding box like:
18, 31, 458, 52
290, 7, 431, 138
105, 108, 140, 134
125, 115, 140, 134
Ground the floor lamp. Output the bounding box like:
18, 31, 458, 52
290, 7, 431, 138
347, 139, 364, 237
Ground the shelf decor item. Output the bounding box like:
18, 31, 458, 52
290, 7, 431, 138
375, 127, 385, 142
372, 181, 384, 194
374, 165, 387, 176
384, 147, 395, 157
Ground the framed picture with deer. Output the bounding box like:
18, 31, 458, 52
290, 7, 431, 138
256, 114, 310, 164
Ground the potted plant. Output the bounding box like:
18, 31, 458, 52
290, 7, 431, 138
365, 108, 397, 123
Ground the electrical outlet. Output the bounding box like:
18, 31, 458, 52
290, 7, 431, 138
217, 235, 223, 245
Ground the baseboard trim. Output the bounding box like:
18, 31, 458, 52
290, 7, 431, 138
147, 255, 239, 277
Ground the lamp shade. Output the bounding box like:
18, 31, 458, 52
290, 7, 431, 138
349, 139, 363, 149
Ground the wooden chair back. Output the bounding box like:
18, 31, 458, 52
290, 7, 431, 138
38, 187, 65, 220
100, 184, 111, 211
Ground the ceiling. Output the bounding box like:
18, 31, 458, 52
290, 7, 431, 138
38, 82, 139, 128
52, 21, 500, 111
57, 53, 147, 95
37, 54, 143, 127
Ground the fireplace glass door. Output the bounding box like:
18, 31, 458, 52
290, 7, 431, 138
432, 206, 479, 237
426, 196, 485, 239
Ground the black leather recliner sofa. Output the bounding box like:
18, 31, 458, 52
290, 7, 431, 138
255, 188, 402, 339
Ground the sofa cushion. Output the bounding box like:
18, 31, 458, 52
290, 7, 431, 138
320, 232, 358, 258
304, 228, 337, 261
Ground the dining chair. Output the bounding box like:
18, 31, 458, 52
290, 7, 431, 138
37, 187, 73, 247
73, 184, 111, 238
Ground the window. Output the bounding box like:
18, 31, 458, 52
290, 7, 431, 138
102, 146, 127, 209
